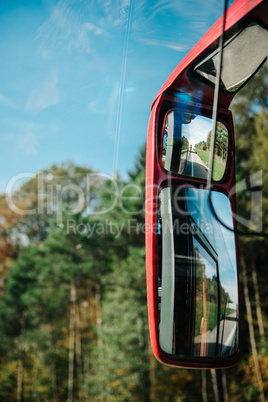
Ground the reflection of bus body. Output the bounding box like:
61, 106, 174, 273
170, 213, 219, 357
158, 187, 238, 358
188, 216, 219, 357
161, 111, 191, 174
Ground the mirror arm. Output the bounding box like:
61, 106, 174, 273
207, 0, 228, 190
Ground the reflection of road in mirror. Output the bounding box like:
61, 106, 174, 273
185, 151, 208, 179
219, 311, 238, 355
193, 311, 238, 357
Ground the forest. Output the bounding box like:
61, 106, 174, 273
0, 71, 267, 402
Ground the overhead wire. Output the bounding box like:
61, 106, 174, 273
112, 0, 133, 178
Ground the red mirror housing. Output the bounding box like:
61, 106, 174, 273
146, 0, 267, 368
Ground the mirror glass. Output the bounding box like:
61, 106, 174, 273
158, 187, 238, 358
194, 22, 268, 93
160, 110, 228, 181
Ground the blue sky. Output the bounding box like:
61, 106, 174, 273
186, 115, 213, 146
0, 0, 223, 193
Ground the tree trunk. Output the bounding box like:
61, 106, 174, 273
210, 369, 219, 402
94, 255, 106, 397
52, 353, 58, 402
148, 342, 158, 401
137, 316, 150, 401
17, 320, 25, 402
32, 352, 39, 401
221, 369, 229, 402
251, 258, 265, 347
95, 282, 104, 368
68, 280, 76, 402
75, 295, 84, 401
240, 254, 265, 402
201, 370, 208, 402
17, 354, 23, 402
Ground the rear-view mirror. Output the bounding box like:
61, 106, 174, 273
146, 0, 267, 369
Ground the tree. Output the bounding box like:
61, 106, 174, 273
228, 64, 268, 401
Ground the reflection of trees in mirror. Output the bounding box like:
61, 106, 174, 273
181, 136, 189, 151
194, 254, 218, 337
195, 122, 228, 181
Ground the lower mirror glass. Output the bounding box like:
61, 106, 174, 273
158, 187, 238, 358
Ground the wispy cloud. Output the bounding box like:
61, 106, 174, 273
17, 131, 38, 155
35, 0, 132, 58
5, 121, 41, 155
0, 93, 16, 108
132, 0, 220, 48
88, 100, 105, 114
88, 76, 119, 119
26, 68, 59, 116
35, 0, 92, 57
137, 37, 189, 52
125, 86, 135, 93
86, 59, 108, 72
84, 22, 105, 36
3, 120, 59, 156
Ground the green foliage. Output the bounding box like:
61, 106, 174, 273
88, 247, 149, 401
229, 65, 268, 400
195, 149, 225, 181
181, 136, 189, 151
0, 148, 150, 401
